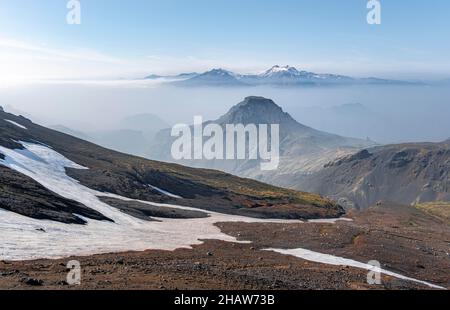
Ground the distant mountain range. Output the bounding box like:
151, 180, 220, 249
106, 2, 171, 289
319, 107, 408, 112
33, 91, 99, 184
144, 72, 199, 80
51, 113, 170, 157
296, 103, 390, 142
144, 65, 421, 87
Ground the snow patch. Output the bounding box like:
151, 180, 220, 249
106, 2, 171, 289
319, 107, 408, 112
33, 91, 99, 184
148, 184, 182, 199
265, 248, 445, 289
4, 119, 27, 130
0, 141, 300, 261
0, 141, 444, 289
307, 218, 353, 224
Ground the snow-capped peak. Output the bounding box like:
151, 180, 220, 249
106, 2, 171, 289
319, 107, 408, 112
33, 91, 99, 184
260, 65, 301, 77
269, 65, 294, 72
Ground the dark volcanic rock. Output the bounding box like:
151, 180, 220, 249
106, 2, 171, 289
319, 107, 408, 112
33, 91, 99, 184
298, 143, 450, 209
0, 107, 344, 220
0, 166, 112, 224
22, 277, 44, 286
388, 150, 414, 168
325, 149, 373, 168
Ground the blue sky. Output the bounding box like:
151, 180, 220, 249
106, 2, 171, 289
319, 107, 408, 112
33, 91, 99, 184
0, 0, 449, 82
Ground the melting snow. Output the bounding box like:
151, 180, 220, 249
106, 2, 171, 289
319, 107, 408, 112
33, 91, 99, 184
307, 218, 353, 224
0, 141, 444, 289
4, 119, 27, 130
148, 184, 182, 199
265, 248, 445, 289
0, 142, 299, 261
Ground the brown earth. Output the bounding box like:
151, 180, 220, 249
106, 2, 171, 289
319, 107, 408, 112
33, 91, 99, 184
218, 203, 450, 289
0, 240, 433, 290
0, 203, 448, 290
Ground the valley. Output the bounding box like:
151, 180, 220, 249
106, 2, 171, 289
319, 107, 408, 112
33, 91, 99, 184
0, 102, 448, 290
1, 0, 449, 297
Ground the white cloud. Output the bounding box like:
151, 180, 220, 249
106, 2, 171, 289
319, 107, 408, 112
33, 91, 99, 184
0, 37, 133, 87
0, 38, 202, 86
0, 37, 123, 64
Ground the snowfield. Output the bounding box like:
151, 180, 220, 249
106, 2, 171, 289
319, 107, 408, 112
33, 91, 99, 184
265, 248, 445, 289
0, 141, 299, 261
0, 142, 444, 289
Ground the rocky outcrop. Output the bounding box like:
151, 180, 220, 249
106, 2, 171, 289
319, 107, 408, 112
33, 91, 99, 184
0, 166, 112, 224
297, 143, 450, 209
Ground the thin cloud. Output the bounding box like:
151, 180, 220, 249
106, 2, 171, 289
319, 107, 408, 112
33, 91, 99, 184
1, 36, 448, 87
0, 37, 123, 64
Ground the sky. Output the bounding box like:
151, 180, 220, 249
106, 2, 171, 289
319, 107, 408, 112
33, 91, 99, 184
0, 0, 450, 84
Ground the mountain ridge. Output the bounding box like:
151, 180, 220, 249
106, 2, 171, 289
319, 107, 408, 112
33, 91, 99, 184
148, 96, 375, 183
0, 108, 344, 223
146, 65, 420, 87
174, 68, 245, 87
297, 142, 450, 209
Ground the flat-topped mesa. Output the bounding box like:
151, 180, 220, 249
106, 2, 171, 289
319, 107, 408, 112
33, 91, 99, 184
234, 96, 283, 113
217, 96, 298, 126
